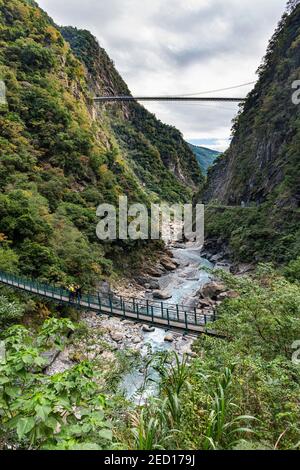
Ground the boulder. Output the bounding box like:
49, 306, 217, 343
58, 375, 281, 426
201, 282, 226, 300
135, 276, 150, 286
110, 332, 124, 342
149, 280, 160, 290
153, 290, 172, 300
142, 324, 155, 333
164, 334, 174, 342
132, 336, 142, 344
160, 258, 177, 271
146, 267, 164, 278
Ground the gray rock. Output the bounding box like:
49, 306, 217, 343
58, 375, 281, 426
160, 258, 177, 271
164, 334, 174, 342
201, 282, 226, 300
146, 267, 164, 277
110, 332, 124, 342
142, 324, 155, 333
132, 336, 142, 344
153, 290, 172, 300
149, 280, 160, 290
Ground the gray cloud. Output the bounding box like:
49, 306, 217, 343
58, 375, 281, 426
38, 0, 287, 150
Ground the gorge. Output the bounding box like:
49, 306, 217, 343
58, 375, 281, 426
0, 0, 300, 453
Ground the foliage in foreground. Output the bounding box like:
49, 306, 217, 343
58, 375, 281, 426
0, 318, 113, 450
1, 265, 300, 451
123, 266, 300, 450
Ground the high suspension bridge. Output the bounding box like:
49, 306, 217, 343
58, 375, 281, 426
93, 81, 254, 104
0, 271, 218, 335
93, 96, 246, 103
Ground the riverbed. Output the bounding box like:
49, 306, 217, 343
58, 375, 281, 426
119, 240, 213, 402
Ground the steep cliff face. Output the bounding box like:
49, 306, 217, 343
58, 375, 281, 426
202, 4, 300, 263
204, 4, 300, 208
61, 27, 203, 201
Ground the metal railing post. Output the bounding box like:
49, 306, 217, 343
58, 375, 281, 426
109, 294, 113, 317
176, 304, 179, 321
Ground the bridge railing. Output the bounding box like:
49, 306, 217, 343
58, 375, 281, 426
0, 270, 215, 329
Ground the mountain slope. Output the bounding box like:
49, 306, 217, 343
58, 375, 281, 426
203, 4, 300, 263
188, 143, 220, 175
0, 0, 201, 286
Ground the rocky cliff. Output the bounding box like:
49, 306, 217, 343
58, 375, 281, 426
204, 4, 300, 209
202, 3, 300, 263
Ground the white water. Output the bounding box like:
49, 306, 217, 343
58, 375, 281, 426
120, 241, 213, 402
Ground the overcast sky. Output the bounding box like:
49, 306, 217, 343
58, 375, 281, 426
38, 0, 286, 151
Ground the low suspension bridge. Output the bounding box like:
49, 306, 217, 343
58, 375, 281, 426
0, 271, 217, 335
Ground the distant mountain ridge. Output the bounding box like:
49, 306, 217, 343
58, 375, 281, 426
188, 143, 220, 175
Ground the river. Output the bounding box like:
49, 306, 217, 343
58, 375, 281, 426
120, 240, 213, 402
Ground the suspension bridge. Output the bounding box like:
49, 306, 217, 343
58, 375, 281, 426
93, 96, 246, 103
0, 271, 217, 335
93, 82, 253, 104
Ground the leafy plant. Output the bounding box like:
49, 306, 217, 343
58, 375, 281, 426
0, 318, 114, 450
203, 367, 256, 450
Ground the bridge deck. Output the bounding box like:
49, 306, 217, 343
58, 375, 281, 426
0, 271, 220, 335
